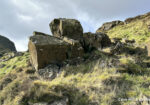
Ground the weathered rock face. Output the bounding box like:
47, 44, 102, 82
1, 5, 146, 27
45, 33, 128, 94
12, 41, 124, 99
146, 21, 150, 31
96, 20, 124, 32
38, 64, 60, 80
81, 32, 111, 52
98, 32, 112, 47
147, 42, 150, 56
50, 18, 83, 40
0, 35, 16, 55
29, 18, 114, 70
81, 32, 102, 52
62, 37, 84, 58
125, 12, 150, 24
28, 32, 84, 70
33, 31, 49, 36
29, 34, 69, 70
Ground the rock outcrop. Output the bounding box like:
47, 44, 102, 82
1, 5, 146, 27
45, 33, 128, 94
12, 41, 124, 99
28, 34, 68, 70
125, 12, 150, 24
50, 18, 83, 40
28, 32, 84, 70
0, 35, 16, 55
81, 32, 111, 52
96, 20, 124, 33
38, 64, 60, 80
29, 18, 111, 70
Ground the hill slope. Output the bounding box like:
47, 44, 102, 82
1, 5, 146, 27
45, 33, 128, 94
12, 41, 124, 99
1, 12, 150, 105
97, 12, 150, 46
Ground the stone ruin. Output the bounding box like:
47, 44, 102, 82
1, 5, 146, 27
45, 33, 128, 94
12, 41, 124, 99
28, 18, 111, 70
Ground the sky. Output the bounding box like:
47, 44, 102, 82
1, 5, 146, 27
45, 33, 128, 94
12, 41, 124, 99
0, 0, 150, 51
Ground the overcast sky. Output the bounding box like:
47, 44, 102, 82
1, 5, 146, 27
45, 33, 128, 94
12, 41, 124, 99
0, 0, 150, 51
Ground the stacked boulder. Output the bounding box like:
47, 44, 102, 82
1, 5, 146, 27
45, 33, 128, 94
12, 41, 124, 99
28, 18, 111, 70
28, 32, 84, 70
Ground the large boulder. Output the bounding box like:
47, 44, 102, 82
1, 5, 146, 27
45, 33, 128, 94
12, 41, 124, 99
96, 20, 124, 33
50, 18, 83, 40
28, 32, 84, 70
81, 32, 111, 52
0, 35, 16, 55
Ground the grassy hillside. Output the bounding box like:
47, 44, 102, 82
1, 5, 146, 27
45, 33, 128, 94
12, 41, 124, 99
0, 49, 150, 105
0, 52, 29, 78
106, 15, 150, 46
1, 13, 150, 105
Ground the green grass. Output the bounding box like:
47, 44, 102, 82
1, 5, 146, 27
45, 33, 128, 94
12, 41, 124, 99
107, 20, 150, 45
0, 52, 29, 77
0, 51, 150, 104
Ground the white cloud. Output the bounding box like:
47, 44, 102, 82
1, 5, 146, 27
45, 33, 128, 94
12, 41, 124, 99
17, 14, 33, 22
13, 38, 28, 51
11, 0, 41, 12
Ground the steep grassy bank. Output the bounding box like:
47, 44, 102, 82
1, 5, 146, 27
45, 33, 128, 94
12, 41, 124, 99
1, 12, 150, 105
0, 49, 150, 105
106, 14, 150, 46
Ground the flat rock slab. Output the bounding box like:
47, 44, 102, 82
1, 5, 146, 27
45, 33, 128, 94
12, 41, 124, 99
29, 34, 69, 70
28, 32, 84, 70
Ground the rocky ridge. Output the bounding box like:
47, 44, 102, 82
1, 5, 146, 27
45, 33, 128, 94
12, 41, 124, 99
96, 12, 150, 33
0, 35, 16, 56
